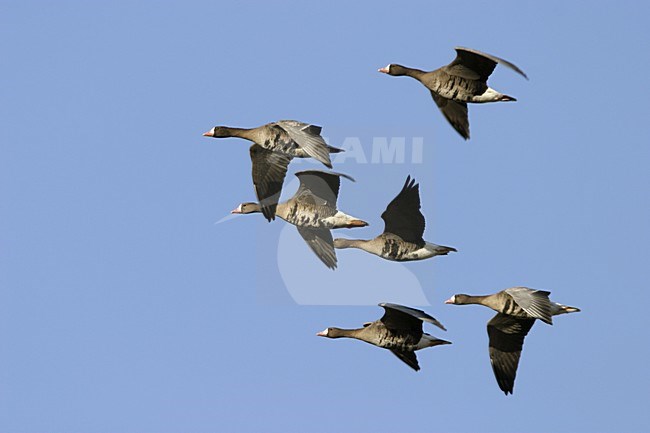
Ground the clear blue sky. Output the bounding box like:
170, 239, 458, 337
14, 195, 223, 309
1, 1, 649, 432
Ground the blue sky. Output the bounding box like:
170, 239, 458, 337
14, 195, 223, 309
1, 1, 649, 432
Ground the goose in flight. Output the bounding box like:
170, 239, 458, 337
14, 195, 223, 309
232, 170, 367, 269
317, 303, 451, 371
379, 47, 528, 139
445, 287, 580, 395
203, 120, 343, 221
333, 176, 456, 261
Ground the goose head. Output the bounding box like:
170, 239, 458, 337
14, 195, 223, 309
378, 64, 409, 76
231, 202, 261, 214
444, 294, 471, 305
202, 126, 233, 138
316, 327, 348, 338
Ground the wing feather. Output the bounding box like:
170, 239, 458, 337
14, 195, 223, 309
380, 303, 446, 331
430, 92, 470, 140
291, 170, 354, 208
447, 47, 528, 81
249, 144, 292, 221
390, 350, 420, 371
505, 287, 553, 325
487, 313, 536, 395
296, 226, 337, 269
380, 176, 425, 245
275, 120, 333, 168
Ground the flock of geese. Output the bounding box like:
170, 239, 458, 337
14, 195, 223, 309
204, 47, 580, 395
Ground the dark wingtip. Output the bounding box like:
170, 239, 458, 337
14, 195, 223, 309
455, 126, 470, 140
261, 205, 277, 222
403, 175, 417, 190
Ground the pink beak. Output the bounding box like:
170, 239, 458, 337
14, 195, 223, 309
378, 66, 389, 73
316, 330, 327, 337
202, 130, 213, 137
444, 297, 454, 304
231, 206, 242, 214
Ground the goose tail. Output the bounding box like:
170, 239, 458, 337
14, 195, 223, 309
327, 145, 345, 154
551, 303, 581, 316
426, 243, 457, 256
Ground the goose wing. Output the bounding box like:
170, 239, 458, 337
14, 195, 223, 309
380, 303, 446, 331
378, 304, 424, 336
296, 226, 337, 270
291, 170, 354, 207
390, 350, 420, 371
380, 176, 425, 245
487, 313, 536, 395
249, 144, 292, 221
505, 287, 553, 325
446, 47, 528, 81
430, 92, 470, 140
275, 120, 333, 168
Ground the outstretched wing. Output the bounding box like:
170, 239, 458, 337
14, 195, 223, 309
291, 170, 355, 208
487, 313, 536, 395
381, 176, 425, 245
249, 144, 292, 221
390, 350, 420, 371
430, 92, 470, 140
275, 120, 333, 168
380, 303, 446, 331
505, 287, 553, 325
378, 304, 423, 335
296, 226, 337, 270
446, 47, 528, 81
